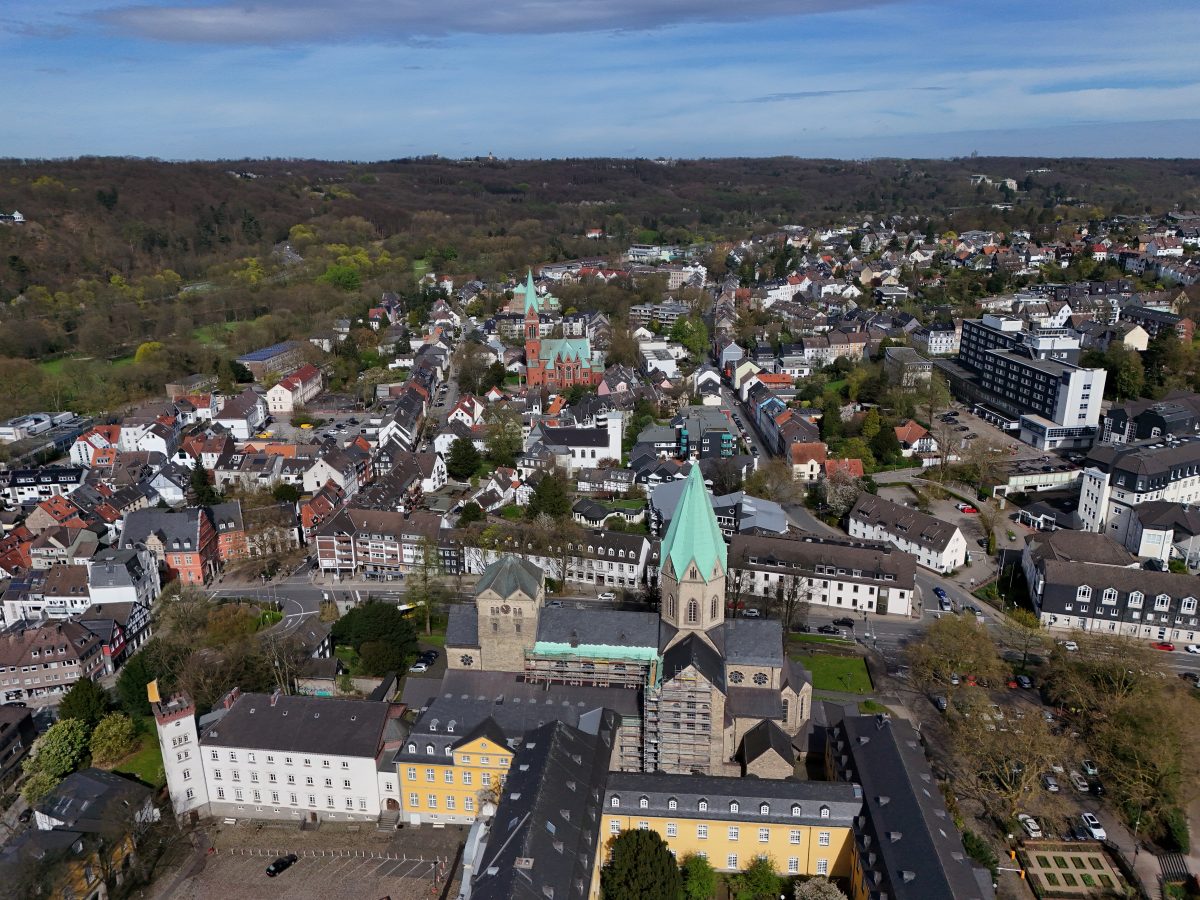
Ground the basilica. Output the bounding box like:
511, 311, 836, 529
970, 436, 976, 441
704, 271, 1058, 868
444, 464, 811, 775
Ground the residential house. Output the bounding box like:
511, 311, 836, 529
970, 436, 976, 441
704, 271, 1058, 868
266, 364, 324, 415
79, 601, 153, 674
0, 620, 105, 703
119, 507, 220, 585
847, 494, 967, 574
87, 547, 162, 608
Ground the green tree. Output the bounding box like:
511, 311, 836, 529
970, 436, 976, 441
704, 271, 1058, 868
190, 463, 219, 505
30, 719, 91, 779
484, 405, 523, 467
681, 852, 717, 900
869, 423, 902, 465
318, 263, 362, 292
730, 856, 780, 900
58, 678, 110, 729
527, 471, 572, 519
358, 640, 409, 676
860, 408, 882, 442
669, 316, 709, 356
458, 501, 484, 525
601, 829, 682, 900
906, 615, 1003, 689
272, 482, 301, 504
89, 713, 138, 765
21, 769, 62, 806
447, 437, 482, 480
331, 601, 419, 660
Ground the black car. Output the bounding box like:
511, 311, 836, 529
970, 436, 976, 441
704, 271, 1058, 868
17, 808, 32, 824
817, 625, 842, 636
1088, 778, 1106, 797
832, 617, 855, 628
266, 854, 298, 877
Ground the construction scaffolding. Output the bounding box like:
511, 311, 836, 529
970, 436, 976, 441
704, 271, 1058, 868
644, 670, 714, 774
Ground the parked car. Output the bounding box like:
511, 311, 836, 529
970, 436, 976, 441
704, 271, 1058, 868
1186, 644, 1200, 654
597, 592, 617, 601
1016, 674, 1034, 689
939, 598, 953, 612
1060, 640, 1079, 652
1069, 771, 1090, 792
420, 650, 440, 662
1151, 641, 1176, 651
832, 617, 855, 628
1080, 759, 1099, 776
409, 661, 429, 674
948, 672, 961, 685
266, 854, 299, 877
817, 625, 842, 636
546, 600, 564, 608
956, 502, 978, 513
933, 587, 948, 601
1041, 773, 1060, 793
1080, 813, 1106, 841
17, 808, 32, 824
741, 608, 761, 618
1088, 778, 1106, 797
1018, 814, 1043, 839
932, 694, 948, 712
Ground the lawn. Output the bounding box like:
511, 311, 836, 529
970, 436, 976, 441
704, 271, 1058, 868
604, 499, 645, 510
794, 653, 873, 695
335, 644, 364, 675
192, 321, 237, 346
499, 506, 525, 521
112, 723, 166, 789
788, 633, 853, 646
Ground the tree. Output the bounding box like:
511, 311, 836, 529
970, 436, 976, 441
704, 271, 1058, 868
190, 461, 219, 505
600, 829, 682, 900
975, 501, 1000, 557
89, 713, 138, 765
29, 718, 91, 780
447, 437, 482, 480
484, 405, 523, 467
906, 615, 1003, 689
331, 600, 419, 658
794, 878, 848, 900
58, 678, 110, 729
527, 470, 571, 519
680, 853, 717, 900
670, 316, 709, 356
272, 482, 300, 504
458, 501, 484, 525
818, 469, 863, 519
860, 408, 882, 442
869, 424, 902, 466
21, 769, 62, 806
206, 603, 258, 645
744, 458, 804, 504
729, 855, 780, 900
358, 640, 409, 676
915, 372, 951, 425
409, 536, 449, 636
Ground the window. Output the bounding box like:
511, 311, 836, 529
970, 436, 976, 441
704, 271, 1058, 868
788, 857, 799, 874
687, 600, 698, 624
305, 776, 314, 787
290, 793, 298, 805
730, 801, 739, 814
444, 771, 453, 784
409, 793, 419, 807
344, 779, 352, 789
1184, 597, 1198, 615
271, 792, 279, 804
323, 759, 331, 768
789, 829, 801, 844
1076, 585, 1091, 602
819, 806, 829, 819
407, 767, 417, 780
446, 796, 456, 810
698, 799, 708, 812
1156, 593, 1171, 611
727, 854, 738, 870
213, 769, 222, 780
818, 831, 830, 847
759, 803, 769, 815
482, 773, 491, 787
210, 750, 219, 761
268, 773, 276, 783
638, 821, 649, 830
287, 775, 295, 785
666, 823, 678, 837
216, 787, 225, 800
697, 824, 708, 839
1129, 591, 1144, 608
639, 797, 649, 809
250, 773, 259, 783
610, 820, 621, 835
427, 795, 437, 810
728, 826, 739, 841
464, 797, 474, 812
791, 804, 801, 817
758, 828, 769, 843
668, 798, 677, 811
462, 772, 472, 785
816, 859, 828, 876
425, 745, 434, 755
185, 788, 195, 800
1102, 588, 1118, 605
229, 751, 237, 762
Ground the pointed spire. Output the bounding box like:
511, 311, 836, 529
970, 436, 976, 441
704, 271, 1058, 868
523, 269, 540, 315
661, 464, 726, 583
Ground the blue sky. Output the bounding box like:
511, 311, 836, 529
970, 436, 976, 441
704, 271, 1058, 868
2, 0, 1198, 159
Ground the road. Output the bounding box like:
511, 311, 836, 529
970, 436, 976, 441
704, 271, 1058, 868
718, 385, 770, 461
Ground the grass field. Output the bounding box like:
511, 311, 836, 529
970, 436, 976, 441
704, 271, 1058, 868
788, 633, 853, 646
112, 723, 166, 789
194, 322, 237, 346
794, 653, 873, 695
335, 644, 363, 675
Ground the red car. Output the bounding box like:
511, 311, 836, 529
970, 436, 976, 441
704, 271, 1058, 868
1151, 641, 1176, 652
956, 502, 978, 514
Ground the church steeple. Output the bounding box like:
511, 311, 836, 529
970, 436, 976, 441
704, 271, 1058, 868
522, 269, 540, 315
659, 465, 727, 640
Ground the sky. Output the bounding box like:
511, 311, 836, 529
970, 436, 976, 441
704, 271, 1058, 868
1, 0, 1199, 160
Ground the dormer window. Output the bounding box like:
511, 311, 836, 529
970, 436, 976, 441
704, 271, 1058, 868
698, 799, 708, 812
639, 797, 649, 809
820, 805, 830, 819
759, 803, 769, 815
729, 801, 739, 814
668, 798, 677, 810
1076, 585, 1091, 602
791, 804, 801, 817
611, 796, 620, 808
425, 745, 434, 755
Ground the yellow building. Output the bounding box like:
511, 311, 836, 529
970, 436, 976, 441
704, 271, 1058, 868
597, 773, 860, 886
397, 719, 513, 826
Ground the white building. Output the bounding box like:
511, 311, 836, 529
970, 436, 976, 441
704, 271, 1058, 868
266, 364, 324, 416
1077, 436, 1200, 541
847, 494, 967, 574
153, 688, 403, 826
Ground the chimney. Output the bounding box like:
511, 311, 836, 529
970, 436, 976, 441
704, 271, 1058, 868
223, 686, 242, 709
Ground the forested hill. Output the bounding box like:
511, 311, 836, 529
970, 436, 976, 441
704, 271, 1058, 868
0, 154, 1196, 420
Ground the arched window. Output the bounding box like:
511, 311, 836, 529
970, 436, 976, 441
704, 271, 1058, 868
611, 796, 620, 808
639, 797, 649, 809
1077, 585, 1091, 602
819, 805, 829, 819
667, 594, 676, 617
759, 803, 769, 815
1183, 597, 1197, 614
1101, 588, 1118, 605
425, 745, 434, 755
791, 804, 801, 817
711, 597, 718, 619
729, 801, 739, 813
407, 743, 416, 754
1155, 593, 1171, 611
668, 798, 678, 810
687, 600, 699, 624
698, 799, 708, 812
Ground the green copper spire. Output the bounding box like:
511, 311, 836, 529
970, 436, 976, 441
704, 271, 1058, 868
523, 269, 540, 314
661, 464, 727, 583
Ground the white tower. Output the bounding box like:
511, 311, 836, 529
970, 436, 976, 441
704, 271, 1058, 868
153, 691, 210, 822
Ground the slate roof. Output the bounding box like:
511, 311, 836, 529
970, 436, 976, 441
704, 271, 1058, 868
849, 494, 960, 554
445, 605, 480, 647
535, 607, 659, 648
660, 464, 727, 582
475, 555, 543, 601
605, 772, 859, 827
738, 718, 796, 767
725, 686, 784, 719
661, 633, 726, 692
721, 618, 784, 667
830, 715, 992, 900
120, 507, 203, 551
1024, 529, 1137, 567
36, 768, 152, 834
199, 692, 391, 758
1134, 500, 1200, 538
468, 713, 617, 900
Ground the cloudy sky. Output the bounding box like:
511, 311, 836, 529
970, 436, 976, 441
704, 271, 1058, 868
2, 0, 1199, 159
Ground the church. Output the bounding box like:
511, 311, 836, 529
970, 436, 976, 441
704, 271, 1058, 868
443, 464, 811, 777
519, 270, 605, 388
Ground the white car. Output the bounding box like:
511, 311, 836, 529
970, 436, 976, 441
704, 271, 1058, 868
1080, 812, 1106, 841
409, 661, 429, 674
597, 592, 617, 601
1185, 644, 1200, 654
1018, 814, 1043, 839
1061, 640, 1079, 652
742, 609, 761, 618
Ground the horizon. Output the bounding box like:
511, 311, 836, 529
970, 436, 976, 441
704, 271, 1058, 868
2, 1, 1199, 159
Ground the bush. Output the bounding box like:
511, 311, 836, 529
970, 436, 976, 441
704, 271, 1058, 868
58, 679, 110, 729
962, 830, 999, 878
90, 713, 138, 766
1163, 807, 1190, 853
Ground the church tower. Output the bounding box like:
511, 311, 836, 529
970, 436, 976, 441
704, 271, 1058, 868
522, 269, 542, 374
659, 464, 727, 649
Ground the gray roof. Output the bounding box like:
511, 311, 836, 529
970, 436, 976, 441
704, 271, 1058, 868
446, 605, 480, 647
469, 714, 618, 900
475, 555, 543, 601
36, 768, 152, 834
849, 494, 961, 554
1085, 434, 1200, 479
725, 686, 784, 719
1135, 500, 1200, 538
395, 670, 640, 764
662, 634, 725, 692
721, 619, 784, 667
739, 718, 795, 767
1024, 529, 1138, 567
605, 772, 860, 827
535, 607, 659, 649
831, 715, 992, 900
120, 507, 202, 551
200, 692, 391, 759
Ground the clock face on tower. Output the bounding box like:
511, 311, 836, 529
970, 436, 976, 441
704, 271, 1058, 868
501, 605, 511, 614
